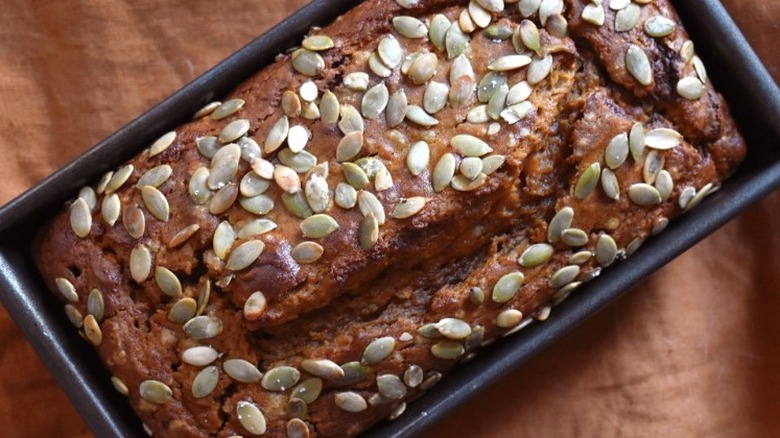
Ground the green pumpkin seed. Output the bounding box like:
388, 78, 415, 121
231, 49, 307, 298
333, 182, 357, 209
540, 0, 563, 25
547, 207, 574, 243
291, 241, 325, 264
169, 297, 197, 324
77, 186, 97, 211
282, 90, 302, 118
519, 243, 553, 268
605, 133, 629, 169
211, 98, 245, 120
420, 371, 442, 390
86, 289, 104, 321
418, 323, 442, 338
315, 91, 339, 125
291, 378, 324, 404
643, 150, 665, 184
626, 44, 653, 86
226, 240, 265, 271
655, 169, 674, 201
450, 75, 475, 108
282, 191, 314, 218
137, 164, 173, 189
286, 125, 310, 153
423, 81, 449, 114
519, 19, 541, 54
357, 190, 386, 225
626, 237, 645, 256
100, 193, 120, 227
484, 23, 513, 40
496, 309, 524, 328
183, 315, 223, 340
492, 271, 524, 303
193, 101, 220, 119
338, 104, 364, 135
478, 72, 507, 103
429, 14, 450, 52
615, 3, 640, 32
377, 35, 403, 69
574, 162, 601, 199
239, 194, 274, 215
652, 217, 670, 236
357, 213, 379, 249
629, 122, 646, 161
468, 286, 485, 305
236, 401, 267, 435
469, 1, 492, 28
501, 101, 534, 124
488, 54, 532, 72
487, 83, 509, 120
527, 54, 553, 85
519, 0, 542, 17
139, 380, 171, 404
391, 197, 426, 219
261, 366, 301, 391
645, 128, 682, 149
335, 392, 367, 412
70, 198, 92, 238
182, 346, 219, 366
302, 34, 334, 51
467, 106, 489, 124
154, 266, 181, 297
546, 13, 569, 38
219, 119, 250, 144
343, 72, 369, 91
242, 291, 267, 319
122, 204, 146, 239
507, 81, 532, 105
561, 228, 589, 247
264, 116, 289, 154
83, 314, 102, 345
64, 304, 83, 328
481, 155, 505, 175
273, 165, 302, 194
208, 182, 239, 215
596, 234, 618, 267
393, 16, 428, 38
403, 365, 424, 388
377, 374, 407, 400
188, 167, 211, 205
111, 376, 129, 396
196, 280, 211, 316
385, 90, 408, 128
237, 219, 277, 239
292, 49, 324, 76
445, 23, 469, 59
405, 105, 439, 127
192, 366, 219, 398
208, 143, 241, 190
451, 173, 486, 191
677, 76, 704, 100
460, 157, 483, 181
406, 141, 430, 176
644, 15, 677, 37
433, 153, 456, 192
628, 183, 662, 206
300, 359, 344, 381
451, 135, 492, 157
362, 337, 395, 365
601, 168, 620, 201
679, 186, 696, 209
431, 341, 465, 359
610, 0, 630, 10
288, 399, 308, 420
476, 0, 504, 13
374, 167, 393, 192
300, 214, 339, 239
105, 164, 133, 194
569, 250, 592, 265
549, 265, 581, 289
239, 172, 270, 198
436, 318, 472, 340
224, 358, 264, 383
213, 221, 235, 260
129, 244, 152, 283
693, 56, 708, 83
683, 182, 713, 212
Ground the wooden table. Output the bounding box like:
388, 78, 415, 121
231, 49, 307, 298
0, 1, 777, 436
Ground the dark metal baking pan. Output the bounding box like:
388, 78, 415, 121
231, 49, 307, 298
0, 1, 778, 437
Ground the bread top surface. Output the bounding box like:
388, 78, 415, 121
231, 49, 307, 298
34, 0, 746, 436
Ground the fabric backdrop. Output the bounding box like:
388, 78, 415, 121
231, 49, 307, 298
0, 1, 778, 436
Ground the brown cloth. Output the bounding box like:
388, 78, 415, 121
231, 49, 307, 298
0, 1, 778, 436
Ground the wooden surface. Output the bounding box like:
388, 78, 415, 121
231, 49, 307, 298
0, 0, 777, 436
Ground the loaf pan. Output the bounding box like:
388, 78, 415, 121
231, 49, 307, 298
0, 0, 778, 436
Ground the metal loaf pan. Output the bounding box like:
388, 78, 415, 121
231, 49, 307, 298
0, 0, 778, 437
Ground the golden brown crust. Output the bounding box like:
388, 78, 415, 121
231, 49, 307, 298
34, 0, 746, 436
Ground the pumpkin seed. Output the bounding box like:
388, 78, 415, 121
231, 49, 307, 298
683, 182, 713, 212
451, 134, 492, 157
192, 366, 219, 398
527, 54, 553, 85
626, 237, 645, 256
208, 143, 241, 190
283, 192, 314, 218
211, 98, 245, 120
488, 54, 532, 72
405, 105, 439, 126
87, 289, 104, 321
237, 138, 262, 169
548, 206, 573, 243
286, 125, 309, 153
549, 265, 580, 289
652, 217, 670, 236
693, 56, 708, 83
343, 72, 369, 91
644, 15, 677, 37
339, 162, 367, 190
291, 378, 324, 404
239, 291, 267, 320
212, 221, 236, 260
377, 374, 407, 400
361, 82, 390, 120
368, 51, 393, 77
609, 0, 630, 10
518, 243, 553, 268
264, 116, 289, 154
139, 380, 171, 404
605, 133, 629, 169
358, 190, 386, 225
354, 213, 378, 249
331, 183, 357, 209
169, 297, 197, 324
449, 75, 475, 107
484, 23, 513, 40
493, 271, 524, 303
100, 193, 120, 227
335, 392, 367, 412
219, 119, 250, 144
137, 165, 173, 189
469, 287, 485, 305
289, 241, 324, 265
519, 0, 542, 17
562, 228, 589, 247
643, 150, 665, 184
393, 16, 428, 38
129, 244, 152, 283
278, 149, 317, 174
288, 398, 308, 420
299, 359, 343, 381
282, 90, 302, 118
433, 318, 471, 340
391, 197, 426, 219
645, 128, 683, 149
487, 83, 509, 120
193, 101, 220, 119
123, 204, 146, 239
574, 162, 601, 199
236, 401, 267, 435
184, 315, 223, 340
182, 346, 219, 366
237, 219, 277, 239
539, 0, 563, 26
69, 198, 92, 238
433, 153, 456, 192
104, 164, 133, 195
451, 173, 486, 191
240, 194, 274, 215
595, 234, 618, 267
338, 104, 364, 135
467, 106, 489, 124
188, 167, 211, 204
83, 314, 102, 345
303, 174, 328, 214
655, 169, 674, 201
431, 341, 465, 359
209, 182, 239, 215
679, 186, 696, 209
272, 165, 300, 194
300, 214, 339, 239
460, 157, 483, 181
374, 167, 394, 192
154, 266, 181, 298
196, 280, 210, 316
337, 361, 373, 386
78, 186, 97, 211
111, 376, 129, 396
260, 366, 300, 391
628, 183, 662, 206
302, 34, 334, 51
614, 3, 640, 32
497, 309, 524, 328
301, 101, 321, 120
468, 1, 492, 28
507, 81, 532, 105
403, 141, 430, 176
226, 240, 265, 271
478, 72, 507, 103
629, 122, 646, 161
386, 90, 408, 128
55, 277, 78, 302
677, 76, 704, 100
424, 81, 449, 114
546, 13, 569, 38
569, 250, 592, 265
481, 155, 505, 175
626, 44, 653, 86
476, 0, 504, 13
378, 35, 403, 69
501, 102, 534, 124
429, 14, 450, 52
292, 49, 325, 76
601, 168, 620, 201
445, 23, 470, 59
362, 336, 395, 365
239, 172, 270, 198
519, 20, 541, 55
420, 371, 442, 390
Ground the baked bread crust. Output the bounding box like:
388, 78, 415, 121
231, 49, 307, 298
34, 0, 746, 436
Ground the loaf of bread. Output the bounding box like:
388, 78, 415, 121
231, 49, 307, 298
33, 0, 746, 436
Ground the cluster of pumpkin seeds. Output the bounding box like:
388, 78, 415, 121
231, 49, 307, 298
56, 0, 726, 434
